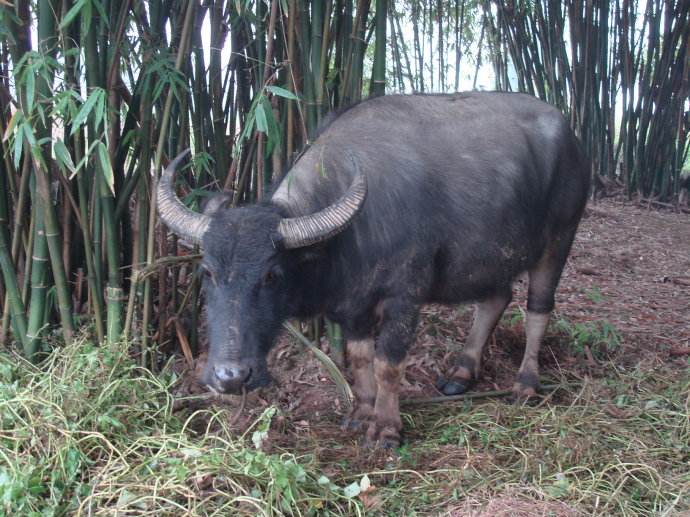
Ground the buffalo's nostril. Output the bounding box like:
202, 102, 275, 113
214, 365, 244, 382
212, 364, 252, 393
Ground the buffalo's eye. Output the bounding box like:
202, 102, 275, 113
262, 267, 281, 286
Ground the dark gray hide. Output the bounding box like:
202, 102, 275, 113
158, 92, 590, 447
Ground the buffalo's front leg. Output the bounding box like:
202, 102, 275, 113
366, 300, 418, 448
342, 338, 376, 431
366, 356, 407, 448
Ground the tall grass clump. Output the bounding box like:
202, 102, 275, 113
0, 338, 359, 516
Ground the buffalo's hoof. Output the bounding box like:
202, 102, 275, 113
341, 403, 374, 432
364, 436, 400, 450
436, 377, 475, 396
510, 381, 541, 405
511, 371, 541, 404
341, 416, 366, 432
364, 423, 401, 450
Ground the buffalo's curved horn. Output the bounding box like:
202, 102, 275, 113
156, 149, 211, 246
278, 165, 367, 249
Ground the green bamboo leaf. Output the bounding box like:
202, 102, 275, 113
80, 0, 93, 46
96, 141, 114, 195
240, 111, 256, 141
262, 97, 281, 154
21, 122, 37, 147
283, 322, 353, 408
12, 123, 24, 170
30, 143, 46, 169
234, 110, 256, 158
12, 52, 30, 76
3, 110, 21, 142
94, 87, 106, 131
255, 99, 269, 133
71, 88, 102, 135
54, 140, 77, 176
73, 140, 99, 176
59, 0, 88, 29
36, 103, 48, 128
25, 70, 35, 114
266, 85, 299, 100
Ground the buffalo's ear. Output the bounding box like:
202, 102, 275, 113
271, 230, 324, 263
202, 192, 233, 215
295, 246, 325, 264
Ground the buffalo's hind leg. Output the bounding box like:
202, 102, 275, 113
342, 338, 377, 431
439, 292, 512, 395
513, 310, 549, 399
514, 228, 578, 400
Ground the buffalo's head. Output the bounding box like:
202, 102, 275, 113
157, 150, 366, 394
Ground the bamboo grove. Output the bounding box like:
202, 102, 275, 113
0, 0, 688, 361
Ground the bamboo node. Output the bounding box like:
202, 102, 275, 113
105, 286, 126, 301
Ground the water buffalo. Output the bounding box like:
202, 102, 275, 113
157, 92, 590, 447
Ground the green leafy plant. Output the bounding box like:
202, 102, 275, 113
585, 286, 604, 304
554, 318, 621, 358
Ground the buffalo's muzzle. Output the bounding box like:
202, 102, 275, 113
208, 363, 252, 394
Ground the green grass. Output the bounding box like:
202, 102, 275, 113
1, 337, 688, 516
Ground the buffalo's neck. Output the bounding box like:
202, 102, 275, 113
286, 239, 375, 337
286, 251, 337, 319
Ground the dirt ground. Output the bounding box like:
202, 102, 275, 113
176, 197, 690, 514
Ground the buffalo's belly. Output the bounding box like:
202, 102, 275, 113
426, 242, 536, 303
326, 240, 538, 337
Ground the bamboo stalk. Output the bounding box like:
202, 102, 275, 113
310, 0, 324, 119
0, 149, 30, 342
31, 156, 75, 345
25, 202, 49, 358
371, 0, 387, 97
286, 0, 297, 161
317, 0, 333, 118
27, 0, 74, 345
142, 0, 196, 365
0, 185, 28, 352
84, 10, 122, 344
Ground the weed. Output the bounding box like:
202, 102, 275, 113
554, 318, 621, 358
585, 286, 604, 303
502, 308, 620, 359
503, 307, 526, 327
